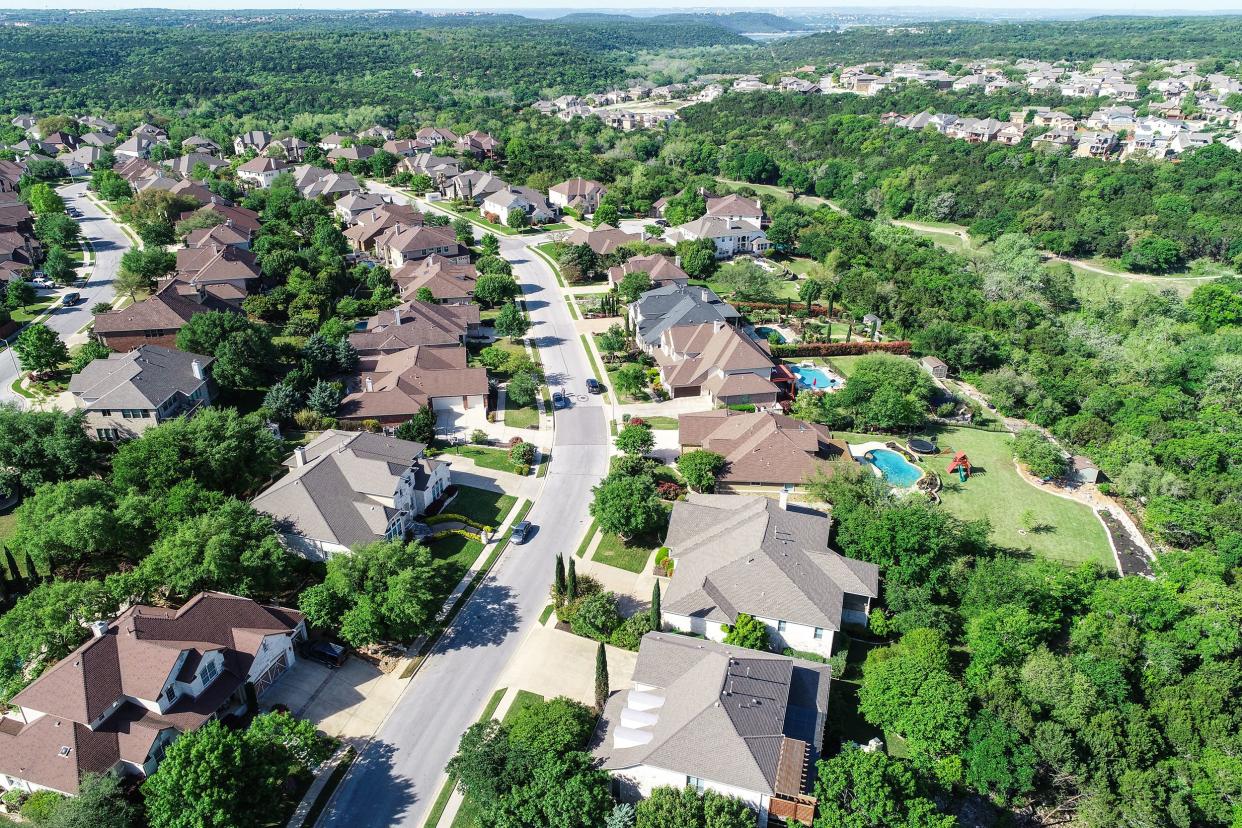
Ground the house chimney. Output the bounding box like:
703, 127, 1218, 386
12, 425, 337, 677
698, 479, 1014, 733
779, 485, 790, 511
674, 255, 681, 268
294, 446, 307, 467
394, 306, 402, 324
190, 360, 204, 380
89, 620, 110, 638
365, 377, 374, 393
712, 319, 723, 334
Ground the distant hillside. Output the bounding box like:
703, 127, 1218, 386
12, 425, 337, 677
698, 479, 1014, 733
650, 12, 803, 33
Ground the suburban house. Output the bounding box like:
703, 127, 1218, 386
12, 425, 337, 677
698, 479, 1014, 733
706, 193, 765, 226
455, 130, 500, 157
677, 410, 847, 489
594, 632, 829, 827
251, 430, 449, 559
185, 223, 251, 251
181, 135, 221, 155
232, 130, 271, 155
630, 283, 740, 350
113, 135, 155, 160
442, 170, 508, 205
92, 281, 242, 351
606, 253, 688, 290
334, 192, 389, 224
375, 224, 469, 268
398, 153, 460, 184
69, 345, 216, 441
383, 138, 432, 158
392, 255, 478, 304
666, 215, 770, 259
0, 592, 304, 796
318, 132, 354, 151
169, 244, 262, 302
564, 223, 641, 256
480, 186, 556, 226
343, 204, 424, 253
338, 344, 488, 427
163, 152, 228, 178
416, 127, 459, 146
655, 322, 785, 407
289, 164, 360, 200
180, 202, 262, 240
327, 144, 376, 163
235, 156, 289, 188
264, 136, 310, 162
660, 493, 879, 657
548, 178, 607, 215
349, 300, 481, 355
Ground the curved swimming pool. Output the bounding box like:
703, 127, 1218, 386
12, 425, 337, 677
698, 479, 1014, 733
863, 448, 924, 488
790, 364, 840, 390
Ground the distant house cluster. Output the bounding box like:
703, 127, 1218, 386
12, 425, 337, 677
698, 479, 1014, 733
532, 88, 682, 131
883, 103, 1232, 159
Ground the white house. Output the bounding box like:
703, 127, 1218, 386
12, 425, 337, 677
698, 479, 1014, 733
666, 215, 770, 259
480, 186, 556, 226
251, 430, 450, 560
660, 493, 878, 658
235, 155, 289, 188
595, 632, 829, 827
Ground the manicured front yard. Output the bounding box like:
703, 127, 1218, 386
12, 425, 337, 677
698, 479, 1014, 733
10, 295, 58, 324
638, 416, 678, 430
503, 401, 539, 429
593, 530, 655, 573
425, 533, 486, 602
444, 485, 518, 527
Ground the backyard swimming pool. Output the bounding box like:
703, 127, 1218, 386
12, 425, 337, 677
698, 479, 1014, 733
755, 326, 785, 344
863, 448, 924, 487
790, 364, 840, 390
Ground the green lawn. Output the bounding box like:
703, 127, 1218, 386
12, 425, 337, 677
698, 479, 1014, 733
593, 531, 655, 573
575, 519, 598, 558
445, 485, 518, 528
825, 355, 873, 378
444, 444, 523, 474
503, 401, 539, 429
426, 533, 486, 598
930, 426, 1112, 568
10, 295, 57, 324
0, 510, 17, 546
638, 416, 678, 430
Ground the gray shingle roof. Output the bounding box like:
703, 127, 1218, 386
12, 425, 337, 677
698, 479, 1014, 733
595, 633, 830, 796
69, 344, 213, 410
662, 494, 878, 630
633, 284, 738, 345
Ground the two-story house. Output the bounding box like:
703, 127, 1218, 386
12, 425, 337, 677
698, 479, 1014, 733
251, 430, 451, 559
0, 592, 304, 796
69, 345, 216, 440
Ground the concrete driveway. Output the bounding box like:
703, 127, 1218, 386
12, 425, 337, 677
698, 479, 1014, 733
263, 657, 406, 740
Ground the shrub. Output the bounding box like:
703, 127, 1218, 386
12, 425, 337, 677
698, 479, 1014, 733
722, 613, 770, 651
656, 480, 685, 500
509, 441, 536, 465
470, 429, 489, 444
569, 591, 622, 641
769, 340, 913, 358
293, 409, 325, 431
556, 574, 603, 622
654, 547, 669, 566
20, 789, 62, 823
610, 613, 655, 651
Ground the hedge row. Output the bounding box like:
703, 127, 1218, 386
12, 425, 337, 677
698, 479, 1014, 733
771, 341, 913, 358
735, 301, 830, 318
424, 513, 489, 530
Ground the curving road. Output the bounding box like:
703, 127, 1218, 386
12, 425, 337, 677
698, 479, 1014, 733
0, 181, 130, 405
319, 184, 610, 828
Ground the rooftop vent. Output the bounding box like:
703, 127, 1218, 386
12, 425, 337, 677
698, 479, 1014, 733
58, 746, 71, 758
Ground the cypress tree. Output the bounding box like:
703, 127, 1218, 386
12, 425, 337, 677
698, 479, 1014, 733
567, 557, 577, 602
650, 581, 661, 630
594, 641, 609, 712
554, 554, 566, 605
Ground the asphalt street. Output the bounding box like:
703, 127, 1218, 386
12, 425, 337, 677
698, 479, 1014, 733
0, 181, 128, 405
320, 185, 611, 828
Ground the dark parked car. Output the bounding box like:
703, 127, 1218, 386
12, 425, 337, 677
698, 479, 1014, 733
61, 292, 81, 305
585, 378, 602, 394
307, 639, 347, 668
552, 391, 567, 409
511, 520, 533, 544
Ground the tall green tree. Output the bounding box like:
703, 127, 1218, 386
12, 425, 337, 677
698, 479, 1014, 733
595, 640, 609, 711
13, 322, 69, 374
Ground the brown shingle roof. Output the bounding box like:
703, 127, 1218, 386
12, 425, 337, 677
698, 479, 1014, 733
678, 410, 846, 485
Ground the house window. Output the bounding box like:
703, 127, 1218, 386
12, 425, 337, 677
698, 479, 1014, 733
199, 660, 218, 685
687, 776, 705, 792
777, 620, 787, 633
96, 428, 119, 441
814, 627, 824, 640
164, 685, 177, 703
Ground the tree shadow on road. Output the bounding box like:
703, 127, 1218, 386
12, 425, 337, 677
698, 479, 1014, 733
317, 739, 417, 828
436, 580, 519, 652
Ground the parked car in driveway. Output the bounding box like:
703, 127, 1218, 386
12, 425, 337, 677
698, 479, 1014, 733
307, 639, 347, 668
